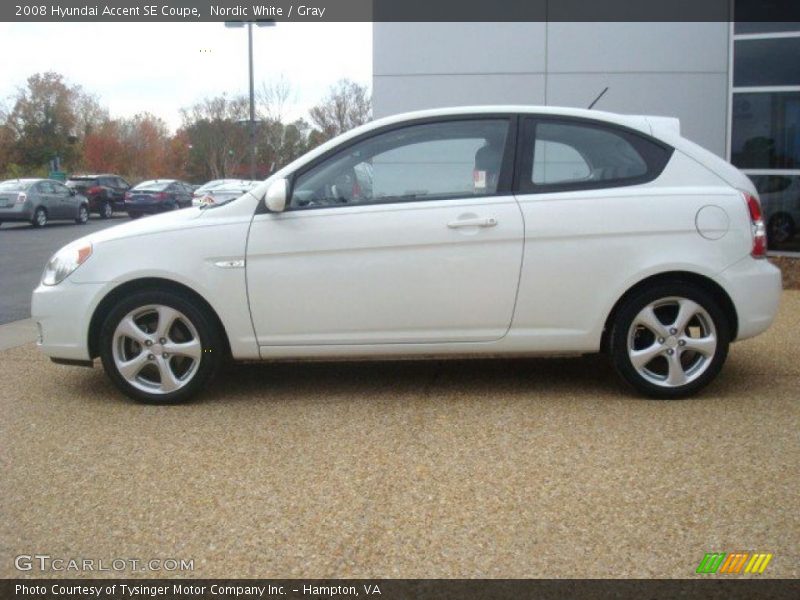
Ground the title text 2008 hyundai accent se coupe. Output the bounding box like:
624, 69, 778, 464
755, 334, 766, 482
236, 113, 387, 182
31, 106, 782, 403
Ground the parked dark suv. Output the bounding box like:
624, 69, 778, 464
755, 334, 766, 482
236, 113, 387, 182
66, 174, 130, 219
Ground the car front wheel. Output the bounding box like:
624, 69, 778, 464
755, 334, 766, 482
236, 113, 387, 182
100, 201, 113, 219
609, 283, 730, 399
99, 290, 225, 404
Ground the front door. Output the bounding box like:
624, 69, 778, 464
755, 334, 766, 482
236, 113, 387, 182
246, 117, 524, 347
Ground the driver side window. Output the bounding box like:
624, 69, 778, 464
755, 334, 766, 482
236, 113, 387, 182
290, 119, 510, 209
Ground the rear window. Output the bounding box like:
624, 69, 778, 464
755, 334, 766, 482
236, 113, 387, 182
133, 180, 171, 191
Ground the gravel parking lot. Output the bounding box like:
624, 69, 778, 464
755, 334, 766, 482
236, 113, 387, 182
1, 293, 798, 579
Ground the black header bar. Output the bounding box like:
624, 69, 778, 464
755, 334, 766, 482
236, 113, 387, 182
4, 0, 800, 23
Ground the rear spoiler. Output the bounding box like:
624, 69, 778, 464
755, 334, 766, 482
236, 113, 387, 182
645, 116, 681, 136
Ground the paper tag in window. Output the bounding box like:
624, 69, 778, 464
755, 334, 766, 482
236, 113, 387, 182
473, 169, 487, 190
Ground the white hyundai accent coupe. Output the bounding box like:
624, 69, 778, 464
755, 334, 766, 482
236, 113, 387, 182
32, 106, 782, 404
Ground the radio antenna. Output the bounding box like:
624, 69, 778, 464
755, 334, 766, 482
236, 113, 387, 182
588, 87, 609, 109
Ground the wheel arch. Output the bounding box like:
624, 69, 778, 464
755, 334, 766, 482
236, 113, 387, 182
600, 271, 739, 352
88, 277, 231, 359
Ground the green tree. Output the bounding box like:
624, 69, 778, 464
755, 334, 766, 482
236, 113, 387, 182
180, 94, 250, 180
308, 79, 371, 145
6, 72, 96, 171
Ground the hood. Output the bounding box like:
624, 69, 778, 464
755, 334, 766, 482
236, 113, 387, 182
75, 207, 206, 246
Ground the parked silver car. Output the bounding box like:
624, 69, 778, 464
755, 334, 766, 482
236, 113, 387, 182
193, 180, 260, 206
0, 178, 90, 228
191, 179, 248, 206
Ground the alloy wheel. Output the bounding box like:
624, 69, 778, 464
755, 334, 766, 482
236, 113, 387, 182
626, 296, 717, 388
111, 304, 203, 395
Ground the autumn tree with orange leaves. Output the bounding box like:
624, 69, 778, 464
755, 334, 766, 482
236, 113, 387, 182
0, 72, 370, 183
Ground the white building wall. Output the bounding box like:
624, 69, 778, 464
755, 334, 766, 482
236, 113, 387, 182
373, 22, 731, 156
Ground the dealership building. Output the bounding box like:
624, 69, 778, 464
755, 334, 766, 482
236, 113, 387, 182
373, 16, 800, 251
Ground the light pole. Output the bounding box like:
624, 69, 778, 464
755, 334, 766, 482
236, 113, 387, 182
225, 19, 275, 179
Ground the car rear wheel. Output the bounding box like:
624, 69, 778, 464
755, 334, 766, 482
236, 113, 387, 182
100, 201, 113, 219
609, 282, 730, 399
76, 205, 89, 224
31, 207, 47, 228
99, 290, 225, 404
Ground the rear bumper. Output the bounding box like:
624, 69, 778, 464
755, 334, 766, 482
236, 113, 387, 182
714, 256, 782, 341
125, 201, 172, 215
0, 206, 33, 221
31, 280, 106, 361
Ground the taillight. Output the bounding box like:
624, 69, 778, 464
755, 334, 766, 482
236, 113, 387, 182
87, 186, 103, 195
124, 192, 132, 200
16, 192, 26, 204
153, 192, 168, 201
744, 192, 767, 258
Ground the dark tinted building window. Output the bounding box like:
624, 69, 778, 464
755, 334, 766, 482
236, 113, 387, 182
734, 38, 800, 87
734, 22, 800, 34
731, 93, 800, 170
734, 0, 800, 32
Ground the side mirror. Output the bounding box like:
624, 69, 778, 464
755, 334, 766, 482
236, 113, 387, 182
265, 178, 288, 213
69, 188, 77, 196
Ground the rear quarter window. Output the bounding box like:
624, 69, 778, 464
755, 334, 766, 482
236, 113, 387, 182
518, 117, 673, 193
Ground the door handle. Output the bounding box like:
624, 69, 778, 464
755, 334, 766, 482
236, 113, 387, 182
447, 217, 498, 229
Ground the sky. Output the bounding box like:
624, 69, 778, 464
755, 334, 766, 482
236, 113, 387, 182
0, 22, 372, 132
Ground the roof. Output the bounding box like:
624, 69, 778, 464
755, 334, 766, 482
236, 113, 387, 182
68, 174, 118, 178
367, 105, 657, 135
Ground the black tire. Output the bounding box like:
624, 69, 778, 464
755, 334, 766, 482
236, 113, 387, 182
31, 207, 47, 228
100, 201, 113, 219
99, 289, 225, 404
128, 211, 141, 219
75, 204, 89, 225
608, 282, 730, 399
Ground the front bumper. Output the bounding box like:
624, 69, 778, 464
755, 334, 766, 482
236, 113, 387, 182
31, 280, 107, 361
714, 256, 782, 341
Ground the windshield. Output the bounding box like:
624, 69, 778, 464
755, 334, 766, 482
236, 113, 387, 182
0, 180, 35, 191
134, 180, 171, 191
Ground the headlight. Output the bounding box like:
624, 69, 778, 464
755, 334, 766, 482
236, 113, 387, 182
42, 242, 93, 286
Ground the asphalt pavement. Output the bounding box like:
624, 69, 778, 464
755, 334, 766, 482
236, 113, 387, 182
0, 216, 126, 324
